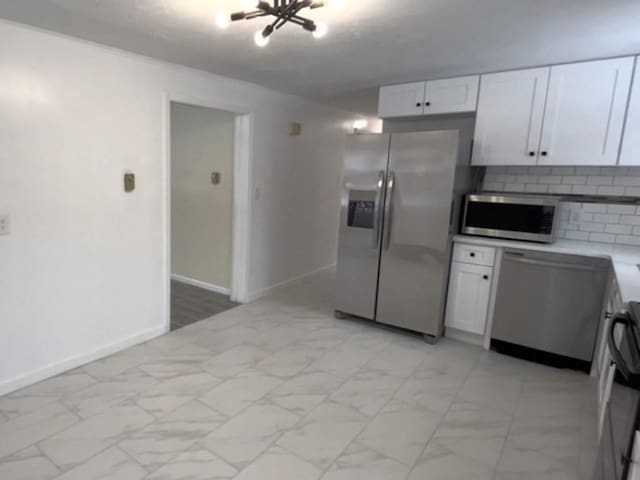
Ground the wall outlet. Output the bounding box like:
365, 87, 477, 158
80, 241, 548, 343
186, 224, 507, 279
569, 205, 583, 224
0, 214, 10, 235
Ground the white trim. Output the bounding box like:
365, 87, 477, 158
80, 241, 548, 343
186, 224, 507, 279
246, 263, 336, 302
163, 94, 254, 332
0, 326, 166, 397
445, 327, 485, 347
171, 274, 231, 296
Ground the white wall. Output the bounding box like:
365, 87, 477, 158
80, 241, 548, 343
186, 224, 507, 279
171, 103, 235, 290
0, 20, 352, 394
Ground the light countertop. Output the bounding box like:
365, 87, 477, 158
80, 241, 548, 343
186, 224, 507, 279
453, 235, 640, 304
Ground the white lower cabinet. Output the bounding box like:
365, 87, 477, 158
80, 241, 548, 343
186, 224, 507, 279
630, 432, 640, 480
445, 261, 493, 335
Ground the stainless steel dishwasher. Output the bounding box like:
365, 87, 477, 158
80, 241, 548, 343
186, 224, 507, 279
492, 249, 610, 364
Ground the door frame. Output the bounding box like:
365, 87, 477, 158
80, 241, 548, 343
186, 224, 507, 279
162, 93, 254, 332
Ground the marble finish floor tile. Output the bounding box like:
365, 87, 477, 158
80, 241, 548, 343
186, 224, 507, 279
0, 269, 598, 479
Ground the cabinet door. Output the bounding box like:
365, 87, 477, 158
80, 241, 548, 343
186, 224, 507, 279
444, 262, 492, 335
629, 432, 640, 480
472, 68, 549, 166
424, 75, 479, 115
538, 57, 634, 166
378, 82, 426, 118
620, 57, 640, 166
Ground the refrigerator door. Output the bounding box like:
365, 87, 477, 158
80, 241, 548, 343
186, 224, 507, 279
376, 130, 460, 336
335, 134, 390, 320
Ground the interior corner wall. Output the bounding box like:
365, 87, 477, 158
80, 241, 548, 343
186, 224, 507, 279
170, 103, 235, 290
0, 19, 351, 394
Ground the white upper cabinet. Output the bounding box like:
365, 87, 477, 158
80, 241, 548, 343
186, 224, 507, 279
378, 82, 426, 118
472, 68, 550, 166
620, 57, 640, 166
378, 76, 479, 118
538, 57, 634, 166
423, 75, 479, 115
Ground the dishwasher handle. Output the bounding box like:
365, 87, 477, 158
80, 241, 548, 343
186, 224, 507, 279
503, 252, 604, 272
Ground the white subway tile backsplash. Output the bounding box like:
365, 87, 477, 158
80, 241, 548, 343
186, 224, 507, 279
613, 177, 640, 186
525, 184, 549, 193
587, 176, 613, 186
576, 167, 601, 175
549, 185, 573, 194
582, 204, 608, 213
602, 167, 629, 176
480, 167, 640, 247
597, 186, 625, 196
562, 176, 587, 185
608, 205, 637, 215
616, 236, 640, 246
484, 182, 504, 191
504, 183, 525, 192
589, 233, 616, 243
551, 167, 575, 175
483, 166, 640, 198
516, 175, 538, 184
553, 201, 640, 246
579, 222, 606, 233
538, 175, 563, 185
605, 224, 633, 235
593, 213, 620, 224
564, 230, 590, 241
572, 185, 598, 195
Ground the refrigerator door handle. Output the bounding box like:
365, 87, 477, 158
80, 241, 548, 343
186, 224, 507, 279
383, 171, 395, 251
373, 170, 386, 249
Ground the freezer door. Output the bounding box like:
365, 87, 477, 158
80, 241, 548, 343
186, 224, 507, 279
335, 134, 390, 319
376, 130, 460, 336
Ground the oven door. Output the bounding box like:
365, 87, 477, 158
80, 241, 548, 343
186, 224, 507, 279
606, 311, 640, 479
462, 194, 558, 243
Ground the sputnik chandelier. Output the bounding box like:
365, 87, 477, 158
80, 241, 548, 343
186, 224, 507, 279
216, 0, 344, 47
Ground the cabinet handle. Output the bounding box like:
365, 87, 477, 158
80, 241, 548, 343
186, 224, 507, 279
541, 151, 548, 156
425, 102, 431, 107
483, 275, 489, 280
470, 252, 476, 257
416, 102, 421, 107
529, 152, 536, 157
605, 312, 612, 319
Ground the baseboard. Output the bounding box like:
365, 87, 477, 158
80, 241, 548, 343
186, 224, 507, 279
171, 274, 231, 296
444, 327, 485, 347
0, 325, 166, 397
246, 263, 336, 302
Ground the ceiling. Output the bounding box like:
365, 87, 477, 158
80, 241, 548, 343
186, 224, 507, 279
2, 0, 640, 101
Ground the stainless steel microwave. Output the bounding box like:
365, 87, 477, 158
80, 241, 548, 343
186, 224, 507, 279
462, 194, 559, 243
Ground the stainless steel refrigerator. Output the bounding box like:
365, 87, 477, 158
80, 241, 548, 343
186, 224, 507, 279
335, 130, 471, 340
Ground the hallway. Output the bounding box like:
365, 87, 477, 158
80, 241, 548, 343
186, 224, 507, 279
171, 280, 238, 331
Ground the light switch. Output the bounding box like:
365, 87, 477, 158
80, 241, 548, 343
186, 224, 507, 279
211, 172, 221, 185
0, 214, 10, 235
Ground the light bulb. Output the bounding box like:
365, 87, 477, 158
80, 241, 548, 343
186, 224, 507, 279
243, 0, 259, 10
254, 30, 270, 47
353, 119, 368, 131
312, 22, 328, 39
215, 11, 230, 29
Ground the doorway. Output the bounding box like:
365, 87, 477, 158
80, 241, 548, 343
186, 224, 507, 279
167, 101, 247, 331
